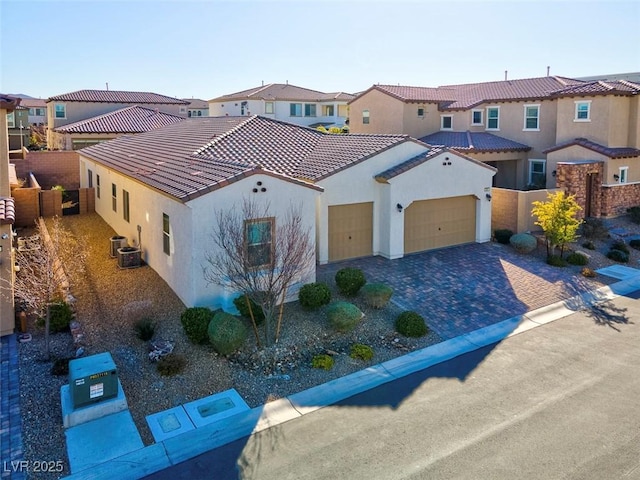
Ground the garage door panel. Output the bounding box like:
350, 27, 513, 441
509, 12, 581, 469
329, 202, 373, 262
404, 196, 476, 254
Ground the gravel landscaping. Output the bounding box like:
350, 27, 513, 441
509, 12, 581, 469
15, 212, 640, 479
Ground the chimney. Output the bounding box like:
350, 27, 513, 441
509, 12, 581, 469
106, 82, 109, 90
262, 80, 264, 86
504, 70, 508, 81
547, 66, 550, 77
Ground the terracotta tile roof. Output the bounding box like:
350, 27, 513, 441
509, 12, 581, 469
0, 94, 21, 111
362, 85, 458, 103
209, 83, 355, 103
550, 80, 640, 96
420, 131, 531, 153
53, 106, 185, 134
18, 97, 46, 108
47, 90, 188, 104
0, 197, 16, 225
182, 98, 209, 109
79, 116, 409, 201
543, 138, 640, 159
375, 146, 496, 182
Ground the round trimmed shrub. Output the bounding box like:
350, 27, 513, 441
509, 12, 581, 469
607, 249, 629, 263
611, 240, 630, 255
361, 283, 393, 309
298, 282, 331, 309
39, 302, 73, 333
509, 233, 537, 254
311, 354, 334, 370
335, 268, 366, 296
208, 312, 248, 356
494, 229, 513, 244
567, 251, 589, 266
581, 240, 596, 250
180, 307, 216, 344
233, 295, 265, 325
547, 255, 567, 267
326, 301, 363, 332
350, 343, 374, 361
395, 311, 428, 338
157, 353, 187, 376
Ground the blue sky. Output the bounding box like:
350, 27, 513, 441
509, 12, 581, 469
1, 0, 639, 101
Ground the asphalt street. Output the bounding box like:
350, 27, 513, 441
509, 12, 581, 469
145, 291, 640, 480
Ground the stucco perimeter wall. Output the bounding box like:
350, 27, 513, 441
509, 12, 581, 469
13, 150, 80, 189
491, 187, 560, 234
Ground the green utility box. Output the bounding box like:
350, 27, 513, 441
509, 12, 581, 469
69, 352, 118, 408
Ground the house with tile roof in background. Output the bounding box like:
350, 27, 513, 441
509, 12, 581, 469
349, 75, 640, 220
6, 105, 30, 151
77, 115, 494, 310
46, 89, 189, 150
18, 97, 47, 126
208, 83, 354, 129
182, 98, 209, 118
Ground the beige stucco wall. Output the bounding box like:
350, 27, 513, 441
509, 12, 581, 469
401, 103, 441, 139
491, 187, 561, 233
1, 108, 15, 336
629, 96, 640, 148
348, 89, 406, 134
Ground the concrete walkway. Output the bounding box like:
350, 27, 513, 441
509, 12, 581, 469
1, 334, 25, 480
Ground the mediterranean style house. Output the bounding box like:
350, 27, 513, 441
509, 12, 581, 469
46, 89, 189, 150
182, 98, 209, 117
6, 105, 29, 151
348, 75, 640, 217
78, 116, 494, 310
208, 83, 354, 129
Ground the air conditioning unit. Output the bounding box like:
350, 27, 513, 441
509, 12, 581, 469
69, 352, 118, 408
109, 235, 127, 257
117, 246, 142, 269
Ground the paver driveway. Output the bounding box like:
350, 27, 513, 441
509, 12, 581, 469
317, 242, 614, 339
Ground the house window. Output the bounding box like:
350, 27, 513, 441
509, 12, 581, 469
290, 103, 302, 117
163, 213, 170, 255
188, 111, 192, 117
417, 107, 425, 117
7, 112, 15, 128
96, 174, 101, 198
619, 167, 628, 184
123, 190, 130, 222
197, 110, 202, 116
575, 101, 591, 121
111, 183, 117, 212
362, 109, 370, 125
54, 103, 66, 119
523, 105, 540, 130
88, 169, 93, 188
440, 115, 453, 130
265, 102, 274, 114
245, 218, 274, 269
323, 105, 334, 116
471, 110, 483, 125
486, 107, 500, 130
304, 104, 316, 117
529, 159, 546, 187
36, 108, 45, 116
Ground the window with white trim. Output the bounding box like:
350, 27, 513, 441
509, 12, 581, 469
265, 102, 274, 114
162, 213, 170, 255
304, 104, 316, 117
123, 190, 130, 222
471, 109, 483, 125
523, 104, 540, 130
486, 107, 500, 130
111, 183, 117, 212
245, 218, 274, 269
88, 169, 93, 188
362, 109, 370, 125
96, 174, 101, 198
7, 112, 15, 128
619, 167, 628, 184
54, 103, 66, 119
417, 107, 425, 117
575, 101, 591, 121
323, 105, 335, 116
290, 103, 302, 117
528, 159, 546, 187
440, 115, 453, 130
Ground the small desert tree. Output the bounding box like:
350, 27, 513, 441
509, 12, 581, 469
11, 217, 87, 359
203, 198, 314, 347
532, 191, 582, 258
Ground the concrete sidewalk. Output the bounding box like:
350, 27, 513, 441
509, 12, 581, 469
62, 272, 640, 480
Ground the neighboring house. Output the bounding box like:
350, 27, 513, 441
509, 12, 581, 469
0, 94, 19, 337
46, 89, 189, 149
51, 105, 186, 150
6, 105, 29, 151
19, 97, 47, 125
576, 72, 640, 83
208, 83, 354, 128
182, 98, 209, 117
78, 116, 495, 310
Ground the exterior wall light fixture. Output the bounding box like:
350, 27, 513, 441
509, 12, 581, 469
396, 203, 403, 212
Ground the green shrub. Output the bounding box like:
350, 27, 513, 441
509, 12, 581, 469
298, 282, 331, 309
395, 311, 428, 338
494, 229, 513, 244
233, 295, 265, 325
546, 255, 567, 267
133, 318, 156, 341
607, 249, 629, 263
581, 217, 609, 240
581, 240, 596, 250
311, 354, 334, 370
361, 283, 394, 309
350, 343, 374, 361
326, 301, 363, 332
38, 302, 73, 333
566, 251, 589, 266
630, 239, 640, 250
335, 268, 366, 296
509, 233, 537, 254
157, 353, 187, 376
627, 206, 640, 224
208, 312, 248, 356
611, 240, 630, 254
180, 307, 215, 344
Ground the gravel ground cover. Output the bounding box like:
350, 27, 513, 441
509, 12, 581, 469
15, 212, 640, 479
